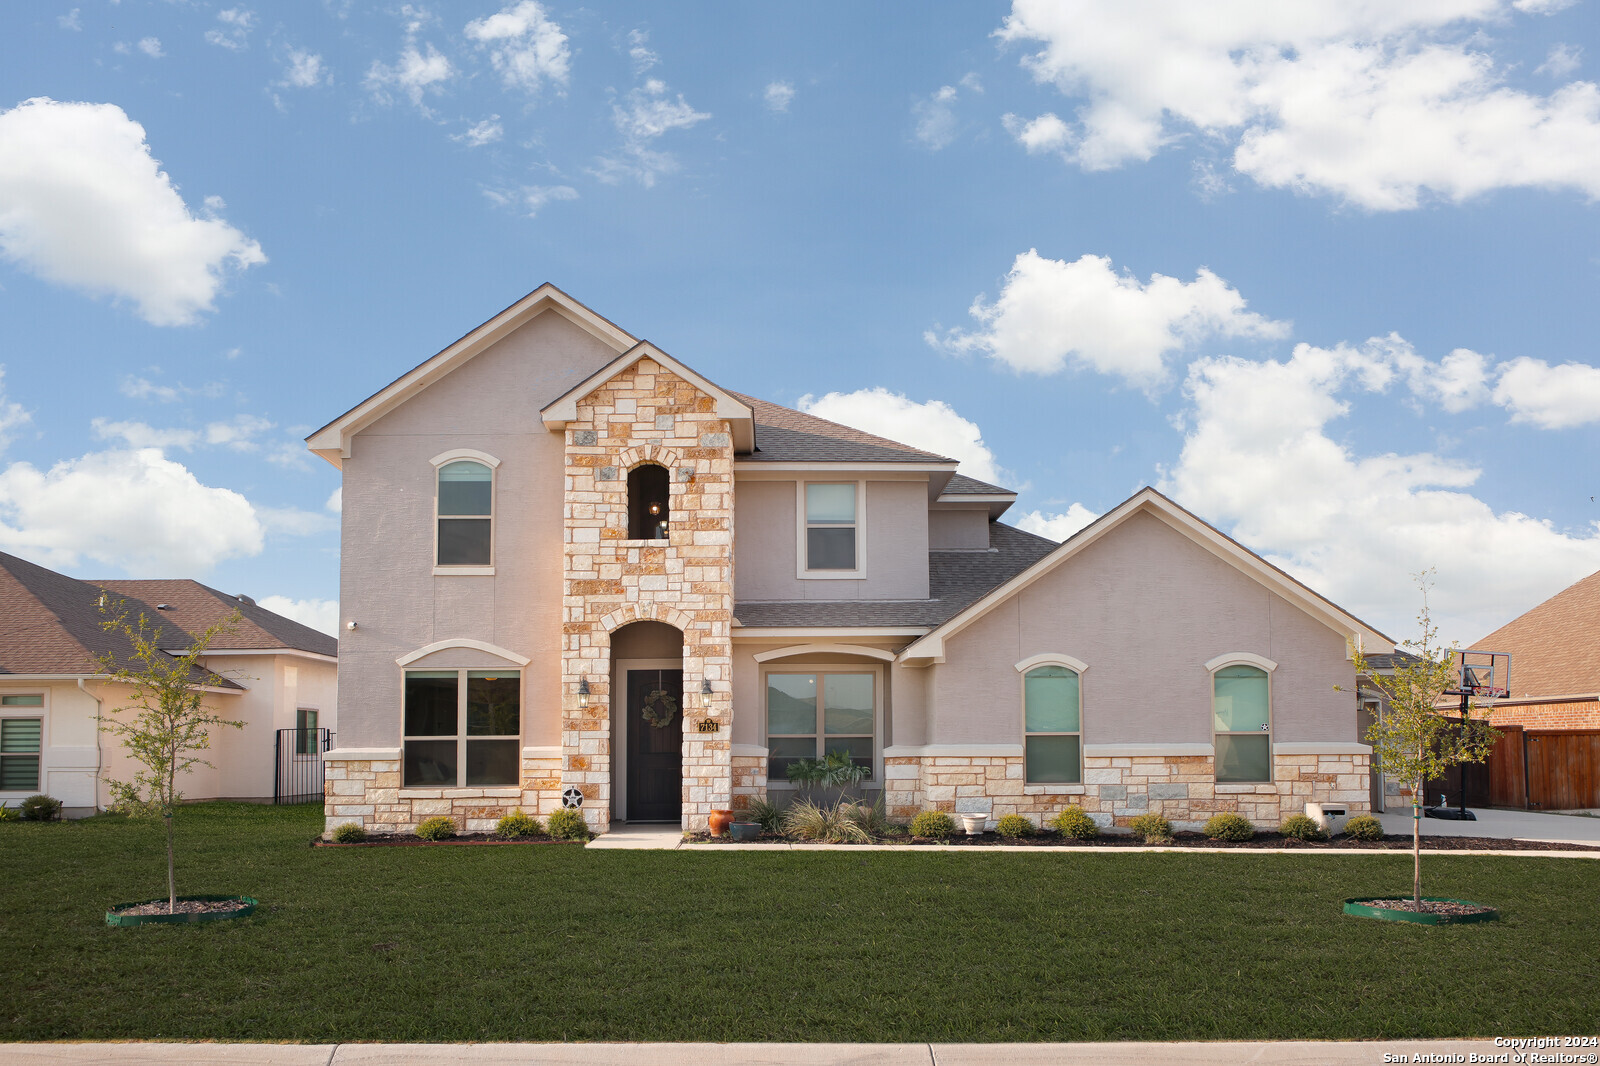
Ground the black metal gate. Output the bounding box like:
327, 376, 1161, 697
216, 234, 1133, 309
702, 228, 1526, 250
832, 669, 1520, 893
274, 727, 332, 804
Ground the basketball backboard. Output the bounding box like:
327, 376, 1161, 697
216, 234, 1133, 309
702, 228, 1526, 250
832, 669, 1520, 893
1449, 649, 1510, 699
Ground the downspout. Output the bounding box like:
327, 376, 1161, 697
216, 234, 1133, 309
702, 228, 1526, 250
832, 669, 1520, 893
79, 678, 104, 813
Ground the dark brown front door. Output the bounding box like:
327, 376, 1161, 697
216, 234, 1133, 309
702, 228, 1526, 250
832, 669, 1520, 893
626, 668, 683, 822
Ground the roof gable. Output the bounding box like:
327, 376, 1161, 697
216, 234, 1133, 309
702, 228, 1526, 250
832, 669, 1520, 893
306, 284, 637, 468
899, 487, 1394, 666
540, 341, 756, 453
1473, 568, 1600, 697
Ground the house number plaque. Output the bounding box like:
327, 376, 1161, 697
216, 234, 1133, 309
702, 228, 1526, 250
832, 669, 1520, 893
695, 718, 719, 734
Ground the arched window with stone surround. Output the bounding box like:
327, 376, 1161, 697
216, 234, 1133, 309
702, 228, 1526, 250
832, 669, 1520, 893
628, 463, 670, 540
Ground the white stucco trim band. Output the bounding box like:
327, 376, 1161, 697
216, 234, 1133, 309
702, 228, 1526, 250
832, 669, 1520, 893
395, 639, 531, 667
430, 448, 501, 469
1082, 743, 1215, 757
520, 746, 562, 759
1205, 652, 1278, 673
753, 644, 896, 663
1014, 653, 1089, 674
882, 744, 1025, 758
325, 748, 403, 762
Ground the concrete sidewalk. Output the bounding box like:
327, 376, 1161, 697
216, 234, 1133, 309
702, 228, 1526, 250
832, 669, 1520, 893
0, 1040, 1561, 1065
1378, 805, 1600, 846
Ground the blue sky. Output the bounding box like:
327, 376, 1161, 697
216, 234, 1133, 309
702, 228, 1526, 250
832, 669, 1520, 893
2, 0, 1599, 654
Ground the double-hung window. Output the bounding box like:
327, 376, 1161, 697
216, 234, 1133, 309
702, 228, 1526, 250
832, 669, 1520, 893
1024, 665, 1082, 783
765, 671, 875, 782
1213, 663, 1271, 783
294, 707, 320, 756
802, 483, 860, 574
1, 694, 44, 792
436, 459, 494, 567
403, 670, 520, 787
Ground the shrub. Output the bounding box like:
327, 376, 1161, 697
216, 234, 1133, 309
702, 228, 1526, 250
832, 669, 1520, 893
842, 798, 891, 839
1129, 813, 1173, 843
330, 822, 367, 844
745, 798, 782, 835
782, 799, 872, 843
1343, 814, 1384, 841
1052, 806, 1100, 840
995, 814, 1035, 839
0, 804, 18, 822
909, 810, 957, 839
1203, 813, 1255, 842
547, 807, 590, 841
415, 816, 456, 841
496, 810, 544, 839
1279, 813, 1329, 842
19, 795, 62, 822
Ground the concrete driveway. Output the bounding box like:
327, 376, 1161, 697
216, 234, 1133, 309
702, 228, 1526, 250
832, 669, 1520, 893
1378, 805, 1600, 846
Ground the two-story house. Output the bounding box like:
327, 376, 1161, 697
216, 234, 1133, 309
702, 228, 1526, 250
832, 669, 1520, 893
309, 285, 1389, 836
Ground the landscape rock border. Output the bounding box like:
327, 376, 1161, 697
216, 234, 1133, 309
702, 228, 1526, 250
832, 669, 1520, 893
105, 895, 258, 927
1343, 897, 1500, 925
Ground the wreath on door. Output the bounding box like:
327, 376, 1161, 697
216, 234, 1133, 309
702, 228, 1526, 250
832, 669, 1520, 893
640, 689, 679, 729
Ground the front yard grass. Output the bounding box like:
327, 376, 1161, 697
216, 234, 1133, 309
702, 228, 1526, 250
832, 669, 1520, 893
3, 802, 1596, 1042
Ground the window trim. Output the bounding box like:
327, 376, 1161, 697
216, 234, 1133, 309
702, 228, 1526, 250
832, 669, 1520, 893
431, 450, 499, 574
1016, 655, 1087, 784
761, 663, 884, 787
1209, 654, 1276, 784
401, 668, 522, 789
795, 480, 866, 580
0, 691, 46, 796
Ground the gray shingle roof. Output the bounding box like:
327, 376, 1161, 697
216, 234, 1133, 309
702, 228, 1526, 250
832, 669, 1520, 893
940, 473, 1015, 496
732, 393, 952, 464
733, 522, 1058, 629
94, 580, 338, 658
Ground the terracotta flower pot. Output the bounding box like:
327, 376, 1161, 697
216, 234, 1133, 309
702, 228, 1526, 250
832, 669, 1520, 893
709, 809, 735, 837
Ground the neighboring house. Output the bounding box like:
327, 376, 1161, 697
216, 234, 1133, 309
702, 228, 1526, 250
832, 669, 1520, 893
0, 551, 337, 816
308, 285, 1393, 836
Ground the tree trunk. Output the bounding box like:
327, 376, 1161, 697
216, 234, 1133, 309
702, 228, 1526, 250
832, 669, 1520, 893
165, 811, 176, 914
1413, 743, 1424, 912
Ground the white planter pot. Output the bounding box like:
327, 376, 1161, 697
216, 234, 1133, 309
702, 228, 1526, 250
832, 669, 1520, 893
962, 814, 986, 836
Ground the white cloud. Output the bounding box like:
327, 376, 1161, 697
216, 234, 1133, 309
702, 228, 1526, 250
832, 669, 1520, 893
257, 595, 340, 636
1002, 111, 1072, 157
365, 44, 454, 112
205, 9, 254, 51
136, 37, 164, 59
1160, 340, 1600, 643
1537, 43, 1583, 79
1016, 504, 1099, 542
0, 99, 265, 326
0, 448, 264, 574
997, 1, 1600, 209
628, 29, 658, 75
484, 183, 578, 217
464, 1, 570, 96
797, 388, 1006, 484
914, 85, 961, 149
594, 79, 710, 186
204, 414, 275, 451
931, 251, 1290, 389
765, 81, 795, 112
1491, 356, 1600, 428
1514, 0, 1577, 12
0, 370, 31, 454
1383, 336, 1492, 413
325, 487, 342, 513
280, 49, 328, 89
91, 418, 198, 450
454, 116, 503, 146
59, 9, 82, 31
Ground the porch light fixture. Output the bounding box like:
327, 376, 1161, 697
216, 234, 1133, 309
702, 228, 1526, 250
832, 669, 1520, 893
701, 679, 713, 696
648, 502, 662, 516
578, 678, 590, 708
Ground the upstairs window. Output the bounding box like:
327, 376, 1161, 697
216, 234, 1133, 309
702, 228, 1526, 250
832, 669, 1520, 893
804, 483, 858, 572
1214, 664, 1271, 783
628, 464, 671, 540
437, 460, 493, 566
403, 670, 520, 788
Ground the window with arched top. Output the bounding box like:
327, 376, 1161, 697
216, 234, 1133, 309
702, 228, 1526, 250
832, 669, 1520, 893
628, 464, 670, 540
437, 460, 493, 566
1212, 662, 1272, 783
1024, 664, 1082, 783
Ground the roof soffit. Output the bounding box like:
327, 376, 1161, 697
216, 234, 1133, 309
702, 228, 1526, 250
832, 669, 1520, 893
305, 284, 637, 467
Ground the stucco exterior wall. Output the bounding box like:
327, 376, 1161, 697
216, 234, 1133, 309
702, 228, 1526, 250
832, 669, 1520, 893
930, 510, 1355, 748
929, 508, 990, 550
335, 311, 616, 756
0, 681, 103, 815
731, 478, 930, 601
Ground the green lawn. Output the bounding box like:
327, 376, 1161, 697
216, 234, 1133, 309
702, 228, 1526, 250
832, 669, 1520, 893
3, 802, 1597, 1042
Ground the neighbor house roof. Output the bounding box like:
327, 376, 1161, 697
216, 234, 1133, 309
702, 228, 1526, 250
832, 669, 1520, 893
93, 580, 338, 659
732, 521, 1056, 630
0, 552, 244, 688
1472, 568, 1600, 698
899, 487, 1396, 666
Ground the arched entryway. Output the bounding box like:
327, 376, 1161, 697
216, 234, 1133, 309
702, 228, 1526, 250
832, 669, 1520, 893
610, 620, 685, 822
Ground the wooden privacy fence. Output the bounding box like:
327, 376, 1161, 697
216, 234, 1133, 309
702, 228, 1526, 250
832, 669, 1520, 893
1428, 725, 1600, 811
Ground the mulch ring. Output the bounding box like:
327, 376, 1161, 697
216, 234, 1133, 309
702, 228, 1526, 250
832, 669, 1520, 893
1359, 898, 1497, 917
315, 834, 578, 847
111, 898, 251, 918
688, 830, 1598, 851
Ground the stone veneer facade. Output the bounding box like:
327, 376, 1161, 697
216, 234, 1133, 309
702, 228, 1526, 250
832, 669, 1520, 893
325, 750, 564, 834
559, 356, 735, 833
884, 751, 1371, 830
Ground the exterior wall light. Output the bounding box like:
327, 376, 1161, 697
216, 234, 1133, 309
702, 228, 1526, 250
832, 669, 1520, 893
578, 677, 590, 708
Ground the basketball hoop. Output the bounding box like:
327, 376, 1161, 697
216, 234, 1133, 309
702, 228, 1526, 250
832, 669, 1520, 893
1445, 649, 1510, 700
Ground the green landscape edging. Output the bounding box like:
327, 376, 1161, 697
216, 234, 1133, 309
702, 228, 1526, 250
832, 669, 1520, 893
105, 894, 259, 927
1342, 896, 1499, 925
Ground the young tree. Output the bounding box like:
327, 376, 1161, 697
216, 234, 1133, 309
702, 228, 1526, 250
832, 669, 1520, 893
96, 601, 244, 914
1351, 575, 1499, 912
